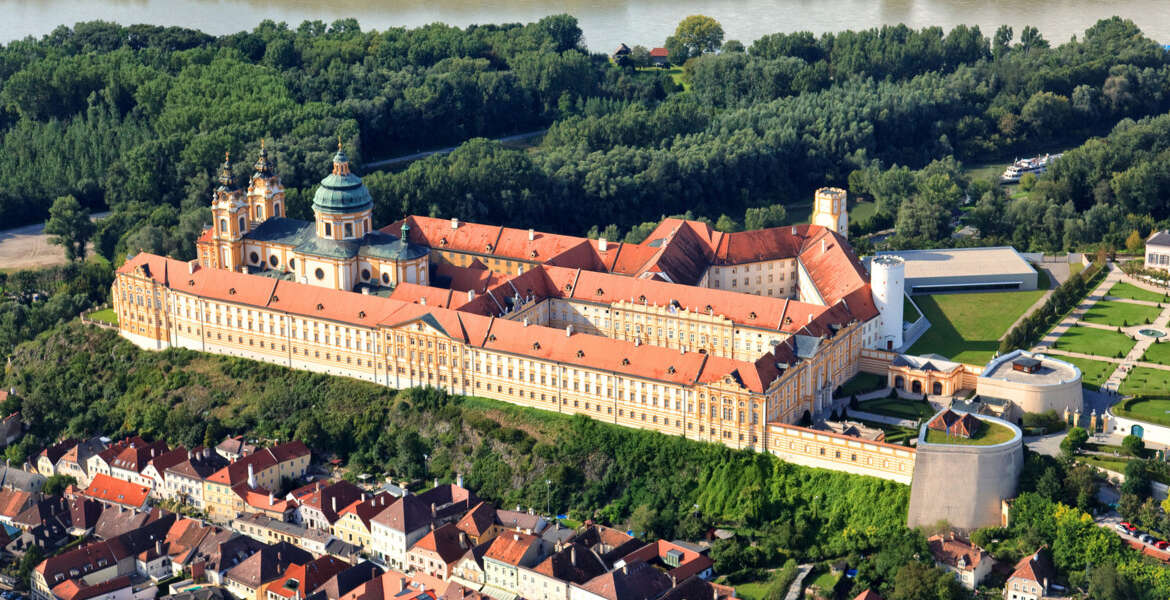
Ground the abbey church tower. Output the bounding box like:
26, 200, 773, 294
811, 187, 848, 238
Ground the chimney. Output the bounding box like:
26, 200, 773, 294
203, 447, 210, 459
807, 314, 813, 324
451, 217, 459, 229
156, 540, 164, 555
431, 503, 437, 518
460, 531, 470, 549
433, 477, 438, 488
670, 574, 676, 587
362, 287, 369, 295
247, 463, 256, 489
523, 317, 529, 327
513, 533, 519, 541
188, 261, 197, 274
621, 565, 628, 575
821, 239, 826, 254
711, 585, 717, 600
456, 473, 463, 488
467, 290, 475, 302
398, 578, 407, 593
419, 297, 426, 306
571, 546, 577, 566
790, 226, 796, 235
332, 496, 337, 513
269, 492, 274, 506
598, 238, 607, 252
528, 229, 535, 241
566, 324, 573, 337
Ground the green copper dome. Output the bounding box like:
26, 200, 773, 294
312, 147, 373, 214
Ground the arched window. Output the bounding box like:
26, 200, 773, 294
256, 206, 264, 219
324, 223, 332, 237
344, 223, 353, 238
274, 203, 281, 217
238, 217, 245, 233
932, 381, 943, 395
219, 219, 227, 235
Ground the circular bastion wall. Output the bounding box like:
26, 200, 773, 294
975, 351, 1083, 415
906, 413, 1023, 533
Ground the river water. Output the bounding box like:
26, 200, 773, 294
3, 0, 1169, 53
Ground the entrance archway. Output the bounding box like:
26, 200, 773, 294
932, 382, 943, 395
1132, 424, 1144, 439
894, 376, 904, 390
911, 380, 922, 394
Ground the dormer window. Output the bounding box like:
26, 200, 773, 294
576, 350, 585, 358
596, 288, 604, 296
316, 303, 324, 310
532, 342, 541, 350
440, 238, 448, 246
749, 311, 757, 319
530, 251, 537, 258
229, 288, 237, 295
621, 358, 630, 365
485, 243, 493, 252
358, 311, 366, 318
667, 366, 676, 374
638, 295, 646, 303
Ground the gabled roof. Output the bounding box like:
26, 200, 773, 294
852, 591, 883, 600
927, 533, 987, 572
82, 474, 150, 509
40, 438, 81, 465
53, 575, 132, 600
1147, 230, 1170, 246
225, 541, 314, 590
0, 488, 33, 520
657, 576, 735, 600
483, 531, 539, 566
574, 525, 644, 569
532, 542, 607, 584
268, 555, 351, 600
337, 493, 395, 531
455, 501, 497, 538
372, 495, 432, 534
618, 540, 712, 582
576, 559, 673, 600
313, 560, 384, 600
291, 480, 366, 526
410, 523, 471, 565
1009, 548, 1054, 586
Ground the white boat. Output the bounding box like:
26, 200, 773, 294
1001, 153, 1061, 182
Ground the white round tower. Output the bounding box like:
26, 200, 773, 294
870, 255, 905, 350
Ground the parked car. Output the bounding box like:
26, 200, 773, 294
1139, 534, 1155, 544
1120, 521, 1134, 530
1114, 523, 1128, 534
1155, 540, 1169, 550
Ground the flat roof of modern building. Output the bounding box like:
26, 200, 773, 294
876, 247, 1035, 281
980, 352, 1078, 385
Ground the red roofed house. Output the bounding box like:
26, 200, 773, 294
648, 47, 669, 66
616, 540, 713, 582
261, 554, 350, 600
519, 541, 607, 600
50, 574, 133, 600
570, 559, 674, 600
482, 531, 544, 595
291, 480, 366, 532
1004, 548, 1055, 600
203, 441, 311, 523
406, 523, 473, 580
927, 410, 983, 440
928, 532, 991, 590
340, 570, 437, 600
82, 474, 151, 511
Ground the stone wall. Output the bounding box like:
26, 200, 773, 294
766, 422, 916, 484
907, 413, 1023, 532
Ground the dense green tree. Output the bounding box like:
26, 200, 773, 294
1061, 427, 1089, 456
672, 15, 725, 57
44, 195, 94, 262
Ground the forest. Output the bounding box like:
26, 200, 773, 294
4, 17, 1170, 261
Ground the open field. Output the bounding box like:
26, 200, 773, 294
1107, 282, 1167, 303
906, 290, 1045, 364
1057, 355, 1114, 390
0, 211, 108, 270
1052, 326, 1136, 358
1113, 394, 1170, 427
856, 398, 935, 421
848, 199, 878, 225
1080, 299, 1161, 328
924, 420, 1015, 446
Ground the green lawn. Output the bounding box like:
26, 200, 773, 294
1141, 340, 1170, 366
808, 571, 838, 594
1119, 367, 1170, 400
1113, 394, 1170, 427
734, 582, 768, 600
1052, 326, 1136, 359
1107, 282, 1167, 303
906, 290, 1045, 364
1057, 355, 1115, 390
1035, 267, 1052, 290
856, 398, 935, 421
852, 418, 918, 445
903, 296, 921, 322
1077, 455, 1133, 474
1070, 263, 1084, 277
88, 308, 118, 325
1080, 299, 1162, 328
849, 199, 878, 226
781, 202, 813, 226
837, 372, 886, 396
924, 420, 1015, 446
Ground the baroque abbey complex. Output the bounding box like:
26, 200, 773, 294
114, 145, 914, 479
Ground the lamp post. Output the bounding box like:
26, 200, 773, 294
545, 479, 551, 516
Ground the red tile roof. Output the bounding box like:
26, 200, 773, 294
927, 533, 986, 572
483, 531, 539, 566
268, 555, 351, 600
927, 410, 982, 439
82, 474, 150, 509
649, 48, 668, 57
410, 523, 471, 565
852, 591, 883, 600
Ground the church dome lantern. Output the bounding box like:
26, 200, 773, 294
312, 143, 373, 215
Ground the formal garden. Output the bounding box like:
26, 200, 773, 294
1080, 299, 1162, 328
1106, 282, 1168, 304
1051, 325, 1137, 358
1057, 355, 1114, 390
1112, 395, 1170, 428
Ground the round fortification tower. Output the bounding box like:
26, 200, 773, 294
870, 255, 905, 350
907, 411, 1023, 533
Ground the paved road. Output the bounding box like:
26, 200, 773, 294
364, 130, 547, 171
0, 211, 110, 270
